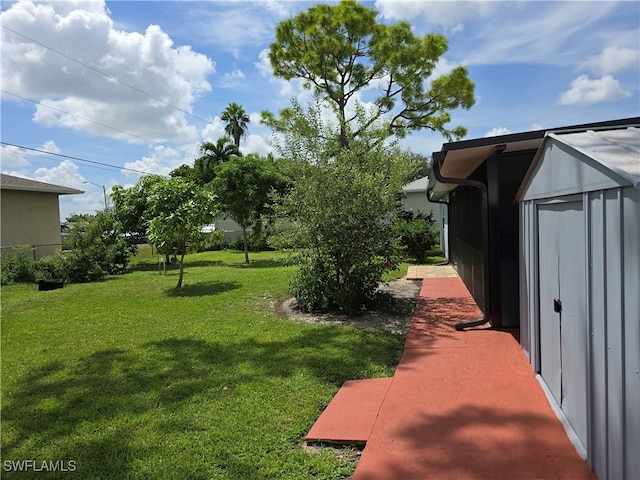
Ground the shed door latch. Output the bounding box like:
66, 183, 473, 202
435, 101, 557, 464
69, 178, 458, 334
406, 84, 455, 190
554, 298, 562, 314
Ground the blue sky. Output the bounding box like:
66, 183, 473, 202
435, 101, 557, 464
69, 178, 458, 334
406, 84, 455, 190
1, 0, 638, 220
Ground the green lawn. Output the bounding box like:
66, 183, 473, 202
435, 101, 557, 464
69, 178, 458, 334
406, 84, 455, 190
1, 250, 405, 479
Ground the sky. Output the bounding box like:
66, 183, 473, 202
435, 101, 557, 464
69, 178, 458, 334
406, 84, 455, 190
1, 0, 639, 220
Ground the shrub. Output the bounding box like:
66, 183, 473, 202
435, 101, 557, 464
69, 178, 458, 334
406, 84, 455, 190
195, 231, 225, 252
0, 246, 36, 285
34, 255, 65, 281
63, 210, 136, 282
61, 250, 106, 283
394, 211, 440, 263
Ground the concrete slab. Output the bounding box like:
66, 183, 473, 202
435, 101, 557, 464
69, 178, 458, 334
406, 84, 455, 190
406, 264, 458, 280
305, 377, 392, 445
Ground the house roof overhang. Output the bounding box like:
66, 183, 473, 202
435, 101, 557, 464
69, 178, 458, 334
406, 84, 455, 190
427, 117, 640, 201
0, 174, 84, 195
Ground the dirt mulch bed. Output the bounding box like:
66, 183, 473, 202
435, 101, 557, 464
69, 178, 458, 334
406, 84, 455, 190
273, 277, 422, 336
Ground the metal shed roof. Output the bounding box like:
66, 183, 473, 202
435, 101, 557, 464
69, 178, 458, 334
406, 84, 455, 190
549, 127, 640, 188
0, 173, 84, 195
515, 127, 640, 202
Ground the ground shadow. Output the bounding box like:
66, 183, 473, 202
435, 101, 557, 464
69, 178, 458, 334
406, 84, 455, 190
2, 329, 402, 478
163, 280, 241, 297
355, 404, 595, 480
228, 258, 288, 269
127, 260, 224, 273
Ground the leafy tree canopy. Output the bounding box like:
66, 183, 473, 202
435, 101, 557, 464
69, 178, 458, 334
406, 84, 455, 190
147, 177, 216, 287
111, 174, 165, 238
212, 154, 283, 263
265, 0, 475, 145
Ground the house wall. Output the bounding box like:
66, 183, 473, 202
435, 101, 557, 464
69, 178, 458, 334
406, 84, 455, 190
1, 189, 63, 259
402, 191, 440, 215
447, 149, 534, 328
448, 171, 487, 314
519, 186, 640, 480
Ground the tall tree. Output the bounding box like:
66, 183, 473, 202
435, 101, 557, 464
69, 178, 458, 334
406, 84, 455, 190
271, 101, 420, 314
195, 138, 240, 184
221, 102, 250, 148
266, 0, 475, 147
111, 174, 165, 238
212, 154, 282, 264
147, 178, 215, 288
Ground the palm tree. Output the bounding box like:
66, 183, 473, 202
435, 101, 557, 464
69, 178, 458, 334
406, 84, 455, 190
221, 102, 250, 148
195, 138, 240, 184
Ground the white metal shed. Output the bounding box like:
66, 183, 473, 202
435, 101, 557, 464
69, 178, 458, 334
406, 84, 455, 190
516, 126, 640, 480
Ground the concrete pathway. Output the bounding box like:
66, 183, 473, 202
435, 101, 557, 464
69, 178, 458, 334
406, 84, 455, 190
306, 274, 597, 480
406, 264, 458, 280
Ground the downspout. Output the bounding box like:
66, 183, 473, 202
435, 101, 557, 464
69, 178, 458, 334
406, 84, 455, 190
431, 146, 505, 330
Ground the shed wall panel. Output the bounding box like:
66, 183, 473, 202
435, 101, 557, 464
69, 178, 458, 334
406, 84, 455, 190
604, 189, 625, 480
588, 191, 608, 478
623, 187, 640, 479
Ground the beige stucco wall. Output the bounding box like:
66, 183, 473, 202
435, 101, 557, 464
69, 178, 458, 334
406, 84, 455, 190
1, 189, 63, 259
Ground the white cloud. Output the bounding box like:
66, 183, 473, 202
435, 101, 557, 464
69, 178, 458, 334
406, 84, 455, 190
1, 1, 214, 143
240, 134, 273, 157
485, 127, 512, 138
581, 46, 639, 75
375, 1, 498, 26
219, 68, 246, 89
255, 49, 273, 77
34, 160, 86, 189
40, 140, 61, 155
182, 4, 278, 57
0, 140, 62, 168
201, 117, 227, 143
452, 2, 617, 66
0, 144, 30, 167
557, 75, 631, 106
260, 0, 289, 19
121, 144, 192, 179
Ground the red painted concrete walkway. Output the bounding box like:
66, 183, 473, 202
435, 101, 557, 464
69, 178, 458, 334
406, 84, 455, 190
308, 276, 597, 480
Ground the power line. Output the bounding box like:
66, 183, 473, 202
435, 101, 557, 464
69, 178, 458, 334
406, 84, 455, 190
0, 141, 165, 176
2, 89, 200, 159
0, 24, 214, 127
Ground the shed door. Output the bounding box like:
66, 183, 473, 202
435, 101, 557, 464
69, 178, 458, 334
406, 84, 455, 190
538, 201, 588, 449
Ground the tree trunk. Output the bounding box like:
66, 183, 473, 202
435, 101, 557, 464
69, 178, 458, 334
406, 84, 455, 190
176, 254, 185, 288
242, 226, 249, 264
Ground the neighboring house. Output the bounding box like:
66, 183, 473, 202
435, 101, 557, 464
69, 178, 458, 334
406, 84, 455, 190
427, 119, 639, 480
1, 174, 83, 259
516, 127, 639, 480
400, 176, 448, 257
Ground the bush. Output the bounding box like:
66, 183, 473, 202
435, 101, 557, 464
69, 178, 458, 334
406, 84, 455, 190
35, 255, 65, 281
290, 250, 398, 315
63, 210, 136, 282
61, 250, 106, 283
394, 211, 440, 263
195, 231, 225, 252
0, 246, 36, 285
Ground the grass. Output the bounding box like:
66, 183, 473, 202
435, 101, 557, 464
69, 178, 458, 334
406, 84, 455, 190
1, 250, 405, 479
